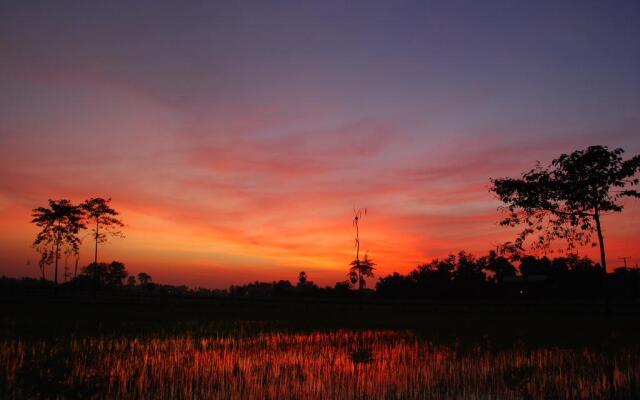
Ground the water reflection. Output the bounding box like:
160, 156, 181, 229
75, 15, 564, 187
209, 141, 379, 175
1, 329, 638, 399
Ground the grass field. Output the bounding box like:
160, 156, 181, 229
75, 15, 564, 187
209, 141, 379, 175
1, 297, 639, 399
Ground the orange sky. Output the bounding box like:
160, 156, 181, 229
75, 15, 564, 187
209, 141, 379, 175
1, 146, 639, 288
1, 1, 640, 288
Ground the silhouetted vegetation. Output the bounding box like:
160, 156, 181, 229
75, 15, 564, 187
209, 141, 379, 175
31, 199, 86, 286
349, 208, 375, 291
491, 145, 640, 271
376, 251, 640, 300
82, 198, 124, 265
30, 197, 124, 292
5, 252, 639, 302
17, 146, 639, 304
2, 262, 227, 298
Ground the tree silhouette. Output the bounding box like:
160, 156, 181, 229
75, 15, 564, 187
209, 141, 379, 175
409, 257, 454, 298
297, 271, 308, 287
349, 208, 375, 291
81, 198, 124, 265
31, 199, 85, 286
479, 250, 516, 283
376, 272, 414, 298
80, 261, 129, 287
105, 261, 128, 287
491, 146, 639, 272
34, 242, 54, 280
137, 272, 152, 286
349, 253, 375, 291
353, 208, 366, 263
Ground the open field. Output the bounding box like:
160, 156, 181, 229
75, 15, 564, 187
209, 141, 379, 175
1, 298, 640, 399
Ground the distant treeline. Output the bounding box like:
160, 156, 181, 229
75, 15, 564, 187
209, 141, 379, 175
231, 252, 639, 301
17, 146, 638, 303
375, 251, 638, 300
3, 251, 638, 301
0, 262, 225, 298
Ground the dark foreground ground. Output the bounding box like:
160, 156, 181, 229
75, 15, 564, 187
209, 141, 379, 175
1, 296, 640, 399
1, 294, 639, 341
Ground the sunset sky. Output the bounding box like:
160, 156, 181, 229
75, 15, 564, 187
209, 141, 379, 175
1, 1, 639, 288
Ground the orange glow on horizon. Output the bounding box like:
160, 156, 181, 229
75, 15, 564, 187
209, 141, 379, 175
2, 190, 639, 289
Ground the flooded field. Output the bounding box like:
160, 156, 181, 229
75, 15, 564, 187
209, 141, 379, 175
1, 328, 639, 399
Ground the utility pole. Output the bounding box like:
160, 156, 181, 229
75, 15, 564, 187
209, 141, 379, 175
618, 256, 631, 269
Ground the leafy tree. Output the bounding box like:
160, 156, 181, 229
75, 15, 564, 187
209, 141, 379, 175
80, 261, 129, 287
137, 272, 152, 286
451, 251, 486, 297
453, 251, 485, 282
81, 263, 108, 285
297, 271, 308, 287
410, 256, 455, 298
126, 276, 136, 287
81, 198, 124, 265
479, 250, 516, 283
295, 271, 318, 293
376, 272, 414, 298
519, 256, 551, 276
491, 146, 640, 272
349, 254, 375, 291
273, 280, 294, 296
333, 281, 352, 296
31, 199, 85, 286
105, 261, 128, 286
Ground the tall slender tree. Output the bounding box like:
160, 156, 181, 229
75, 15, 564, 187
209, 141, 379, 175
353, 208, 366, 264
31, 199, 85, 286
81, 198, 124, 265
34, 242, 54, 280
491, 146, 639, 272
349, 208, 375, 291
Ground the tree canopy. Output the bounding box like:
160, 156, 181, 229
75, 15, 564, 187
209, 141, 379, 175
31, 199, 86, 285
490, 146, 639, 271
82, 197, 124, 265
30, 197, 124, 287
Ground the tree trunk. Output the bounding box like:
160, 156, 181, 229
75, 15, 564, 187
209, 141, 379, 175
94, 219, 99, 265
594, 209, 607, 273
355, 222, 360, 262
64, 252, 68, 282
54, 235, 60, 286
594, 208, 611, 315
94, 219, 99, 297
53, 233, 60, 296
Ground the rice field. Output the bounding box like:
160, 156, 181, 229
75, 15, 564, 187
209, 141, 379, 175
1, 327, 638, 399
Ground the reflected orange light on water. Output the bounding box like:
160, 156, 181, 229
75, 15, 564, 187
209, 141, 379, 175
2, 330, 638, 399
